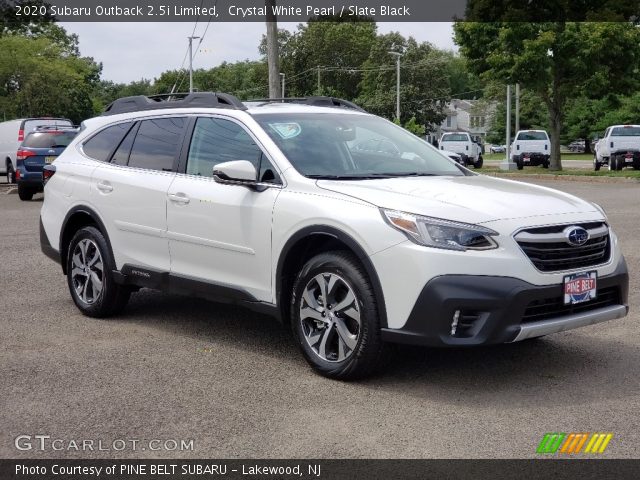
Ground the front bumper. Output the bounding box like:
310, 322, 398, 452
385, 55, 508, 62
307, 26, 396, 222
381, 257, 629, 347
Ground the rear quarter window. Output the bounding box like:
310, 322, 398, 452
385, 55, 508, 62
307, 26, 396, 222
83, 122, 135, 162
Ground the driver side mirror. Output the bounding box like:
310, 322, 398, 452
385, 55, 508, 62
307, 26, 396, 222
213, 160, 257, 186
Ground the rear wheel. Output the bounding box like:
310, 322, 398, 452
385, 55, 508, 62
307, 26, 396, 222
474, 155, 483, 169
291, 251, 384, 379
516, 157, 524, 170
66, 226, 130, 318
594, 155, 601, 171
6, 161, 15, 184
17, 184, 33, 201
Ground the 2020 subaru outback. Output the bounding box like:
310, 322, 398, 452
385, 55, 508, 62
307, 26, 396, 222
40, 93, 629, 379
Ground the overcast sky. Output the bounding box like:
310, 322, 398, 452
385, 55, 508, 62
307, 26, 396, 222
60, 22, 456, 84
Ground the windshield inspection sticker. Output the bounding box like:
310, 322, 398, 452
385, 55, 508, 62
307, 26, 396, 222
270, 123, 301, 139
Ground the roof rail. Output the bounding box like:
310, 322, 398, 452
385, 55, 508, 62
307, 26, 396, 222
247, 96, 366, 112
102, 92, 247, 116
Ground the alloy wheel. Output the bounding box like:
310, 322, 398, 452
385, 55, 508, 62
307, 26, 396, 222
299, 273, 361, 363
71, 239, 104, 305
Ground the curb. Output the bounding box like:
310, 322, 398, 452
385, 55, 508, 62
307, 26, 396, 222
486, 173, 640, 184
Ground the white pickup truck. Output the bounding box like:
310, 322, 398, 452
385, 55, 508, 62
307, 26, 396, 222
594, 125, 640, 171
439, 132, 483, 168
511, 130, 551, 169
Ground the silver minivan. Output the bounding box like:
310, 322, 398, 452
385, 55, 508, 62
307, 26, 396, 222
0, 118, 72, 183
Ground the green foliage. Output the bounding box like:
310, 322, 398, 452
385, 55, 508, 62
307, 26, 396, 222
356, 33, 449, 128
455, 21, 640, 169
403, 116, 426, 136
0, 34, 100, 123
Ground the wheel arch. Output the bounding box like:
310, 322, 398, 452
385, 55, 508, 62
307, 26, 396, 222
275, 225, 388, 329
59, 206, 113, 275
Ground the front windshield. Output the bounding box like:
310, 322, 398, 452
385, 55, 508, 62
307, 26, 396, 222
253, 112, 466, 178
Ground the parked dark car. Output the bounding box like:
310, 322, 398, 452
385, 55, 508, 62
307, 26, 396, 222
16, 125, 78, 200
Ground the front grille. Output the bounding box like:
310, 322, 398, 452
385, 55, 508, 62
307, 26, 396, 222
515, 222, 611, 272
522, 286, 620, 323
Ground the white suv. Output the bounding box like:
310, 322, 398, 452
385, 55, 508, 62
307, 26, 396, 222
40, 93, 629, 379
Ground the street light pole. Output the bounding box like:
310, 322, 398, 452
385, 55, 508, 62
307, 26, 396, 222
188, 36, 200, 93
280, 73, 286, 99
389, 51, 402, 121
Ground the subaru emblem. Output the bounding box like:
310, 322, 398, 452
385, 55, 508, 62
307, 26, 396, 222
564, 226, 589, 246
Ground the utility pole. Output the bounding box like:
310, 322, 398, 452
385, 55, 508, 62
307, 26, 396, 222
515, 83, 520, 133
280, 73, 286, 99
500, 84, 517, 170
389, 51, 403, 121
188, 36, 200, 93
265, 0, 281, 98
317, 66, 321, 95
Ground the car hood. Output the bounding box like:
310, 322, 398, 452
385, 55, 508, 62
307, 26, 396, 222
316, 174, 597, 224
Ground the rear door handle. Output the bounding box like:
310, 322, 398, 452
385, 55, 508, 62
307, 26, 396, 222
168, 192, 190, 205
96, 181, 113, 193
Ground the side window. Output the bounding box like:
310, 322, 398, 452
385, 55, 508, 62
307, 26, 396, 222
186, 117, 263, 178
110, 122, 138, 166
128, 117, 186, 171
83, 122, 134, 162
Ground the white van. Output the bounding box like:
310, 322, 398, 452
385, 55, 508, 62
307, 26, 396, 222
0, 118, 72, 183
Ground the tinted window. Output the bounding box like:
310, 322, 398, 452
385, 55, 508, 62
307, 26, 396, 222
611, 126, 640, 136
128, 118, 185, 171
441, 134, 469, 142
23, 131, 77, 148
110, 122, 138, 166
83, 122, 134, 162
22, 119, 72, 134
517, 131, 548, 140
186, 117, 262, 178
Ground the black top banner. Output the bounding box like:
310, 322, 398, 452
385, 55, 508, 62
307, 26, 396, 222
1, 0, 639, 22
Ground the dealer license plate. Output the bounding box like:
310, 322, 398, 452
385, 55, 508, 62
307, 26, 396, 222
564, 271, 597, 305
45, 156, 56, 164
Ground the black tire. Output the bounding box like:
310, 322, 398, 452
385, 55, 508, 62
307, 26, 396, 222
474, 155, 483, 168
17, 184, 33, 201
516, 157, 524, 170
291, 251, 384, 380
542, 161, 549, 169
6, 161, 15, 184
594, 156, 601, 171
66, 226, 130, 318
611, 156, 622, 171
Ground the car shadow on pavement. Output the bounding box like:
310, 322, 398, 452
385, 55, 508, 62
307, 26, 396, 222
118, 288, 637, 408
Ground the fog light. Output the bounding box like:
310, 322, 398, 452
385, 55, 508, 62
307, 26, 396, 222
450, 310, 460, 335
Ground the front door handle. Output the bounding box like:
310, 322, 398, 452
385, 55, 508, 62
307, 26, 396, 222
168, 192, 190, 205
96, 181, 113, 193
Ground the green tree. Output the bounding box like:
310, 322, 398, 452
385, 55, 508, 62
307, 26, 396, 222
357, 32, 449, 129
0, 35, 99, 123
455, 21, 640, 169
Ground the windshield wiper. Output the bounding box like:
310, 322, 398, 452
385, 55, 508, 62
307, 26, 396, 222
308, 172, 440, 180
307, 174, 388, 180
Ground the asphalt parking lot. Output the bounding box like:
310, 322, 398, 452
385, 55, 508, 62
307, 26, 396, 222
1, 178, 638, 459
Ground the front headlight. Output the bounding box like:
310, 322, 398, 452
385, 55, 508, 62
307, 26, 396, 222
381, 209, 499, 251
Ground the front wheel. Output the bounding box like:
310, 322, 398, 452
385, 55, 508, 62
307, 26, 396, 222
66, 226, 130, 318
291, 251, 384, 379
